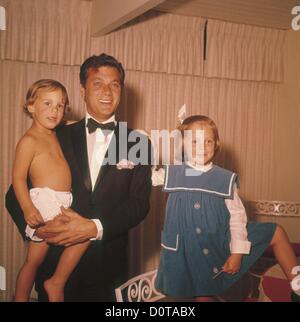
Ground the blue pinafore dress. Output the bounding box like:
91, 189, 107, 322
155, 164, 276, 297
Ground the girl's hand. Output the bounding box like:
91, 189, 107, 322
222, 254, 243, 275
24, 207, 44, 227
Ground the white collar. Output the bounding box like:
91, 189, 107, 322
85, 112, 116, 126
186, 161, 213, 172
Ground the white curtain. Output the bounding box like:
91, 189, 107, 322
205, 19, 285, 82
0, 0, 91, 65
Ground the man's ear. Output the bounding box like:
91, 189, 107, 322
80, 85, 86, 100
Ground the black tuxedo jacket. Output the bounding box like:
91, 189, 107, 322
5, 119, 152, 301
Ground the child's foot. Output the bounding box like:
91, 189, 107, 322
291, 291, 300, 302
44, 279, 64, 302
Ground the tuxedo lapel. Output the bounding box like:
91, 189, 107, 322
72, 119, 92, 192
93, 162, 110, 192
93, 124, 121, 192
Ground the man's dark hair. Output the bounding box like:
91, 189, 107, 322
80, 53, 125, 88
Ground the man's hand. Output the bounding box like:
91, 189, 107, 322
35, 214, 70, 240
37, 207, 98, 247
222, 254, 243, 275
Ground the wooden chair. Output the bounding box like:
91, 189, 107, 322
115, 269, 166, 302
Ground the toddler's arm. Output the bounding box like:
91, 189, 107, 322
225, 185, 251, 255
12, 136, 44, 227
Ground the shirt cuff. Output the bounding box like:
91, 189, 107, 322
90, 219, 103, 241
25, 225, 43, 242
230, 239, 252, 254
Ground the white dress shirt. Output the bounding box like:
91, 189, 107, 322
86, 112, 117, 241
151, 163, 252, 254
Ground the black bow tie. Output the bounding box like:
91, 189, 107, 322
87, 118, 116, 134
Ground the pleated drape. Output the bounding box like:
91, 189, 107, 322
91, 11, 205, 76
0, 0, 92, 65
205, 19, 285, 82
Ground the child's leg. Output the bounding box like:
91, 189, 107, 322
269, 225, 298, 281
15, 241, 49, 302
44, 241, 90, 302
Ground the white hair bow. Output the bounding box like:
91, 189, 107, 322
177, 104, 187, 124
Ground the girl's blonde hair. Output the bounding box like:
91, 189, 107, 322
23, 79, 70, 118
177, 115, 221, 154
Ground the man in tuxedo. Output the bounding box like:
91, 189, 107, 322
5, 53, 152, 301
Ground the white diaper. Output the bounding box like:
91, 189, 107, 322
25, 187, 73, 241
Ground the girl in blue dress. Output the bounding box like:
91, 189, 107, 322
153, 115, 300, 301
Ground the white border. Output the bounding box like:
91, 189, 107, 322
164, 165, 236, 197
161, 234, 179, 252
